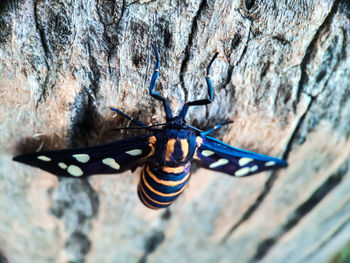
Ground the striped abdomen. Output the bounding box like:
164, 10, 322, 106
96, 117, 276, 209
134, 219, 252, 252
138, 162, 191, 209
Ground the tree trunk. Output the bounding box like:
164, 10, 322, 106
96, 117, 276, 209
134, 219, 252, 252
0, 0, 350, 262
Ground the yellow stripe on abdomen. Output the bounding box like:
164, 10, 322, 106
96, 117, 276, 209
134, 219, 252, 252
141, 169, 186, 197
146, 164, 190, 187
137, 184, 160, 210
139, 183, 174, 206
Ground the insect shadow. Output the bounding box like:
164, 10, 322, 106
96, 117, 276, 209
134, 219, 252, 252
13, 94, 148, 157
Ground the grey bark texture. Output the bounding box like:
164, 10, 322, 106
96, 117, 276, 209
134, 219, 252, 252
1, 0, 350, 262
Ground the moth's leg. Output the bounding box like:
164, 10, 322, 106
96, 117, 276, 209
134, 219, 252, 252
201, 121, 233, 136
179, 53, 219, 119
110, 107, 147, 127
149, 45, 173, 120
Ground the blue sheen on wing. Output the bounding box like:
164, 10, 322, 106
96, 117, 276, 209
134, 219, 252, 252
194, 136, 287, 177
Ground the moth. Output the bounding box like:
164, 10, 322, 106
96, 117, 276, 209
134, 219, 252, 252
13, 46, 287, 210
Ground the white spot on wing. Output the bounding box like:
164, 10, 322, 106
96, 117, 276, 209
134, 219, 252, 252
58, 162, 67, 169
209, 158, 229, 168
202, 150, 215, 157
102, 158, 120, 170
73, 154, 90, 163
250, 165, 258, 172
265, 161, 276, 166
235, 167, 250, 177
239, 157, 253, 166
37, 155, 51, 162
126, 149, 142, 156
67, 165, 83, 177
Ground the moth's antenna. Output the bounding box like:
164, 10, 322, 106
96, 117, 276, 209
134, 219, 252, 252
179, 52, 219, 119
201, 121, 233, 136
110, 122, 168, 132
111, 107, 148, 128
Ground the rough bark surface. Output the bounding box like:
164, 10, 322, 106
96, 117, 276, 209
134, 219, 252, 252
0, 0, 350, 262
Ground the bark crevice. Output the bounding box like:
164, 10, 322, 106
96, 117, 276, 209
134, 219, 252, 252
251, 158, 350, 262
179, 0, 207, 101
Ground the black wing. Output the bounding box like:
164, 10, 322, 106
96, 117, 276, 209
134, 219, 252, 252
13, 135, 155, 177
194, 136, 287, 177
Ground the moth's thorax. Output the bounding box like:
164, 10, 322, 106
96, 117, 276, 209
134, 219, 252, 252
154, 128, 198, 166
166, 116, 186, 129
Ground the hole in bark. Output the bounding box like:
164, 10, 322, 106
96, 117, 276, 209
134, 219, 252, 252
283, 88, 292, 104
139, 231, 165, 263
244, 0, 255, 10
0, 0, 20, 14
65, 231, 91, 255
231, 33, 241, 50
316, 69, 327, 83
253, 238, 276, 260
163, 28, 172, 48
132, 53, 143, 67
340, 0, 350, 18
161, 208, 172, 220
0, 16, 11, 43
50, 200, 70, 218
272, 35, 289, 45
260, 61, 270, 78
0, 250, 8, 263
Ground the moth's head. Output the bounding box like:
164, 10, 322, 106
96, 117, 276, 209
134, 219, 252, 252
166, 116, 187, 129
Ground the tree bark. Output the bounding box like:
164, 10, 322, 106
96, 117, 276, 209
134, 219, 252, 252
0, 0, 350, 262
